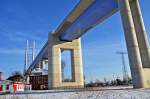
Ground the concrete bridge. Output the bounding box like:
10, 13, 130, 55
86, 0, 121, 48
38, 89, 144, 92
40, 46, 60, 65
25, 0, 150, 89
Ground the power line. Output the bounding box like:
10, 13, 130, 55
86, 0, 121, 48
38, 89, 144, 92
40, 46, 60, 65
116, 51, 129, 81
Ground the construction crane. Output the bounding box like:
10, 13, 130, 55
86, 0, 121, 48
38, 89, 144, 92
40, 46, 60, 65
116, 51, 129, 82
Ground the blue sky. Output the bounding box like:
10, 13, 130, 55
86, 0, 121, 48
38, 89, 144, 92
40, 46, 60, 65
0, 0, 150, 82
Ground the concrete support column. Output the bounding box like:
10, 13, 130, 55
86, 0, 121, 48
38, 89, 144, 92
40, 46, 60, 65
35, 62, 42, 71
36, 60, 46, 70
118, 0, 145, 88
26, 75, 30, 84
71, 39, 84, 84
48, 34, 61, 88
48, 33, 84, 89
40, 60, 46, 69
130, 0, 150, 68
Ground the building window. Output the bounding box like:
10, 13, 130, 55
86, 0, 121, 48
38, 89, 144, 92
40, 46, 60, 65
0, 85, 3, 91
6, 85, 9, 90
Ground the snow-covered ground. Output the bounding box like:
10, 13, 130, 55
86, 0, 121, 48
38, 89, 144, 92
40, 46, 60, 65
70, 88, 150, 99
1, 86, 150, 99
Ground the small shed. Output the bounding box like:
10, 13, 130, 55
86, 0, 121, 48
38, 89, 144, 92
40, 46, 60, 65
0, 80, 13, 93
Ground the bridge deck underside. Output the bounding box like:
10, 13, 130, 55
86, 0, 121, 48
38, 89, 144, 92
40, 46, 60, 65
59, 0, 118, 41
26, 0, 119, 74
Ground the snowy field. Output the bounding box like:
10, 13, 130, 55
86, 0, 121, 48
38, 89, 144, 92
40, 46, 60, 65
1, 86, 150, 99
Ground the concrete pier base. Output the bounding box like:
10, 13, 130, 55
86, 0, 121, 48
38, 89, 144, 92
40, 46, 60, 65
48, 33, 84, 89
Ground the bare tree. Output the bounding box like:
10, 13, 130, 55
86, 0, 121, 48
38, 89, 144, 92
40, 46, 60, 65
7, 71, 24, 82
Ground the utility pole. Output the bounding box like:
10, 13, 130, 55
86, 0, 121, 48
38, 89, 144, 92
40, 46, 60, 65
116, 51, 129, 82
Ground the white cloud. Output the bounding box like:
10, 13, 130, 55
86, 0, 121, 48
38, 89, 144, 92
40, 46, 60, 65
1, 31, 46, 42
0, 48, 24, 55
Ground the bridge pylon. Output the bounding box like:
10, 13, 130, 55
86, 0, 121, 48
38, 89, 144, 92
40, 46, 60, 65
119, 0, 150, 88
48, 33, 84, 89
